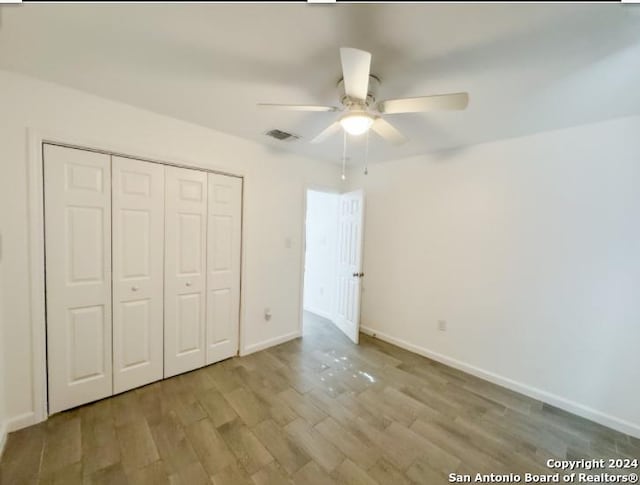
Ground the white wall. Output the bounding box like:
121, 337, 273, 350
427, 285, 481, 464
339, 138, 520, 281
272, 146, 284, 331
0, 243, 7, 455
303, 190, 339, 320
0, 69, 341, 430
349, 115, 640, 438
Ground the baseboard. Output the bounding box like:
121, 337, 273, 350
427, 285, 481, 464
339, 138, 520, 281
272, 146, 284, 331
241, 331, 302, 356
0, 420, 7, 459
303, 307, 333, 321
0, 411, 38, 458
6, 411, 37, 433
361, 326, 640, 439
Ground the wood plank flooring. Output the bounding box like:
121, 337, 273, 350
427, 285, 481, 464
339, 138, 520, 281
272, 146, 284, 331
1, 312, 637, 484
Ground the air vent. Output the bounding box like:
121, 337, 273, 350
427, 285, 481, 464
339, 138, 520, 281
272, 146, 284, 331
265, 129, 300, 142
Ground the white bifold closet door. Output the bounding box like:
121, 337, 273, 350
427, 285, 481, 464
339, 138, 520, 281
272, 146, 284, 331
164, 166, 208, 377
44, 144, 113, 414
206, 173, 242, 364
45, 147, 242, 412
112, 156, 165, 393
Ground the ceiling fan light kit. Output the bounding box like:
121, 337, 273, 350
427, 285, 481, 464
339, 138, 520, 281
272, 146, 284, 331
340, 111, 375, 136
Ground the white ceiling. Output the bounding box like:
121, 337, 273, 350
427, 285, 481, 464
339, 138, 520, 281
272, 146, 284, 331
1, 3, 640, 164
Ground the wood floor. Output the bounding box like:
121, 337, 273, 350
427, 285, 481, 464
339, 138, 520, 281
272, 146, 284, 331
1, 312, 637, 484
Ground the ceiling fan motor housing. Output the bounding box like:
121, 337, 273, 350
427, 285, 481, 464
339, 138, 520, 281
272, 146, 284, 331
338, 75, 381, 109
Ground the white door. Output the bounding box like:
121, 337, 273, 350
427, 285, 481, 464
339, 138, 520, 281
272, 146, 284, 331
206, 174, 242, 364
44, 144, 113, 413
164, 166, 208, 377
112, 157, 164, 393
333, 190, 365, 344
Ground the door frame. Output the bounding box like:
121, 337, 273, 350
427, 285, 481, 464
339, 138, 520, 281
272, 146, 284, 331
27, 127, 247, 425
298, 185, 342, 337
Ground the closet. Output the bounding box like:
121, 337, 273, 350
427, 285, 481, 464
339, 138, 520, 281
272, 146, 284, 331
43, 144, 242, 414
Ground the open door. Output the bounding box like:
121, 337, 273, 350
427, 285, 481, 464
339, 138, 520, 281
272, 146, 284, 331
333, 189, 365, 343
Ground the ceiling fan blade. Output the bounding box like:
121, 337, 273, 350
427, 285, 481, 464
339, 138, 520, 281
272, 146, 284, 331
378, 92, 469, 114
258, 103, 338, 112
340, 47, 371, 101
371, 118, 408, 145
311, 122, 341, 144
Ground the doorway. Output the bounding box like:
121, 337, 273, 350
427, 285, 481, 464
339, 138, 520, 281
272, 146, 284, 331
303, 189, 339, 337
302, 188, 365, 343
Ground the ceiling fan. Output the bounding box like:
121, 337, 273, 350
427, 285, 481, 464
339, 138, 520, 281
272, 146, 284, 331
258, 47, 469, 145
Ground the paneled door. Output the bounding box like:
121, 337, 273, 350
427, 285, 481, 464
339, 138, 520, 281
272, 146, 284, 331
112, 156, 165, 393
44, 144, 113, 413
206, 173, 242, 364
334, 190, 365, 344
164, 166, 208, 377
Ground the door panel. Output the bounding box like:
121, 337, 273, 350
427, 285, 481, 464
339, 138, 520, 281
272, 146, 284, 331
121, 209, 150, 278
334, 190, 365, 344
206, 174, 242, 364
165, 166, 208, 377
68, 305, 106, 381
112, 157, 164, 393
177, 293, 201, 353
67, 207, 105, 282
178, 213, 204, 274
121, 299, 150, 367
44, 144, 112, 413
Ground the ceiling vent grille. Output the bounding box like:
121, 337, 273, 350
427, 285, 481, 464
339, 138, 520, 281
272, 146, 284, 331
265, 129, 300, 142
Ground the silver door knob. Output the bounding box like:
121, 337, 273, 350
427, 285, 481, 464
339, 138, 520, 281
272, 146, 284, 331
131, 286, 139, 291
352, 273, 359, 277
186, 281, 192, 287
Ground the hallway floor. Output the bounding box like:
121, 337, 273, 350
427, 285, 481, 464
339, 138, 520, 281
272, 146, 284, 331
1, 312, 637, 484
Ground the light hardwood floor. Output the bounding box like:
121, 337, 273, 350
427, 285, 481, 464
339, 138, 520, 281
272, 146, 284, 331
1, 312, 637, 484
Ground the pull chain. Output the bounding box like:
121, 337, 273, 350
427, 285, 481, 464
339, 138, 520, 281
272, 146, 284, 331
364, 130, 369, 175
341, 130, 347, 181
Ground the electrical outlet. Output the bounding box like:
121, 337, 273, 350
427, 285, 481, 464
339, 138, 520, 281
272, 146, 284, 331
264, 308, 272, 322
438, 320, 447, 332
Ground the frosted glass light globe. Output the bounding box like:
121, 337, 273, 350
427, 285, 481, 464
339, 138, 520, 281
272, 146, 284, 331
340, 113, 374, 136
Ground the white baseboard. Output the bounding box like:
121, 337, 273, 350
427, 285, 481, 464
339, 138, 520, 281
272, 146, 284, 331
361, 326, 640, 439
0, 420, 7, 459
6, 411, 37, 433
303, 306, 333, 321
241, 331, 302, 356
0, 411, 38, 458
